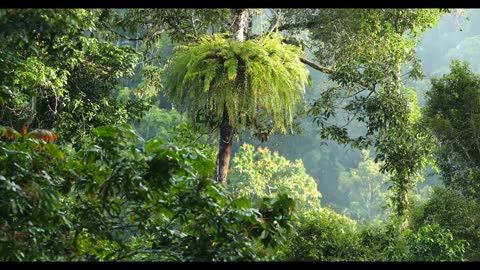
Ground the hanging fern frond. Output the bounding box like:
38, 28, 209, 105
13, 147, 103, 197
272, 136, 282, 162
163, 32, 311, 133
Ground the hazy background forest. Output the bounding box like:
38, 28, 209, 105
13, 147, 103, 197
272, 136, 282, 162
2, 8, 480, 261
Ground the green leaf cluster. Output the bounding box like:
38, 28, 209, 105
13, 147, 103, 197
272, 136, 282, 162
0, 9, 153, 148
0, 123, 295, 261
425, 61, 480, 200
277, 207, 360, 261
228, 143, 321, 211
163, 33, 311, 133
409, 187, 480, 260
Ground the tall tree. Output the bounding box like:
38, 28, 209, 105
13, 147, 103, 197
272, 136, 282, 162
215, 9, 248, 185
424, 60, 480, 201
162, 9, 310, 186
275, 9, 444, 216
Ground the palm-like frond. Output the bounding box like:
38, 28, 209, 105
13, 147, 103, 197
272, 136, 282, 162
163, 33, 311, 133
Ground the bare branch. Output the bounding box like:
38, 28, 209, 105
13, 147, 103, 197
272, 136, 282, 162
300, 57, 335, 74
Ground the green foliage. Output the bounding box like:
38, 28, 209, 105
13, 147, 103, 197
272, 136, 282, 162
338, 149, 391, 224
425, 61, 480, 200
0, 130, 73, 261
104, 9, 232, 44
113, 8, 444, 218
0, 9, 153, 148
278, 9, 444, 83
228, 143, 321, 210
3, 8, 478, 263
133, 107, 185, 141
282, 9, 444, 216
277, 208, 361, 261
0, 9, 90, 125
406, 224, 467, 261
0, 123, 295, 261
357, 220, 408, 261
133, 107, 217, 163
55, 40, 149, 146
276, 206, 466, 262
237, 117, 363, 212
72, 124, 294, 261
336, 86, 435, 216
409, 187, 480, 260
163, 33, 311, 134
354, 217, 466, 262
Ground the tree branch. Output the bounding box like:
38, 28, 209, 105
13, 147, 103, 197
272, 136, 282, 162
299, 57, 377, 94
300, 57, 335, 74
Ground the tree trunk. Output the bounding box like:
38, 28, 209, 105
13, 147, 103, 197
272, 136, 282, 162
232, 9, 248, 42
214, 9, 248, 186
215, 104, 235, 186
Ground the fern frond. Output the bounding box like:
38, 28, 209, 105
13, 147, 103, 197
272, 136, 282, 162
163, 33, 310, 133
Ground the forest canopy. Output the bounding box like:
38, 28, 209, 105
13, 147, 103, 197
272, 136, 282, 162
1, 8, 479, 262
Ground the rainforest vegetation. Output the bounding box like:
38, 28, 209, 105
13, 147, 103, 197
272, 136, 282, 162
1, 8, 480, 261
